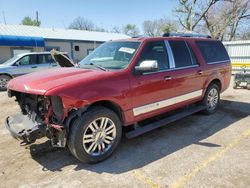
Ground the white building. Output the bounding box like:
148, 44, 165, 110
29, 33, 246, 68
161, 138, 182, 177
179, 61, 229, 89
223, 40, 250, 72
0, 24, 129, 63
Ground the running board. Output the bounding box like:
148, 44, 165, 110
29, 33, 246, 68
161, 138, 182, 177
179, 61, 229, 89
126, 105, 206, 139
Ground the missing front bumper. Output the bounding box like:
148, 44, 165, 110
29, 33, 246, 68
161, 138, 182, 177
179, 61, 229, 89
5, 114, 46, 144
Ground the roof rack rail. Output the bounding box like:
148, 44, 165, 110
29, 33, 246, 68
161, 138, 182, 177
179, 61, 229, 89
131, 35, 147, 38
163, 32, 211, 39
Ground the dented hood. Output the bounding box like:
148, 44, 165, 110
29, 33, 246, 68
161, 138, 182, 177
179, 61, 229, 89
50, 49, 75, 67
7, 67, 107, 95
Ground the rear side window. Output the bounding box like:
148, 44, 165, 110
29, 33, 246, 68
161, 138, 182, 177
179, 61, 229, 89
196, 41, 230, 64
169, 41, 196, 68
38, 54, 54, 64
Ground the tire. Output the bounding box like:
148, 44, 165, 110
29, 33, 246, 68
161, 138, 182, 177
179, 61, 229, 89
0, 75, 11, 91
202, 84, 220, 115
67, 106, 122, 163
233, 82, 237, 89
247, 84, 250, 90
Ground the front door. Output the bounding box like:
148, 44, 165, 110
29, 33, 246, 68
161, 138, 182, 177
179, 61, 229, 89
11, 54, 38, 76
130, 40, 176, 121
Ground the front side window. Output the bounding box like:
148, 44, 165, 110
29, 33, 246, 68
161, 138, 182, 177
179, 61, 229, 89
196, 41, 230, 64
169, 41, 195, 68
138, 41, 169, 71
18, 55, 37, 65
79, 41, 140, 70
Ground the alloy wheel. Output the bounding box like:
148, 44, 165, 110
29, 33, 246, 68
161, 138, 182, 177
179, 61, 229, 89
207, 88, 219, 110
83, 117, 116, 156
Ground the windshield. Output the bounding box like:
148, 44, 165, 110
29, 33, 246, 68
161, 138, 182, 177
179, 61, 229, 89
2, 55, 21, 65
79, 41, 140, 70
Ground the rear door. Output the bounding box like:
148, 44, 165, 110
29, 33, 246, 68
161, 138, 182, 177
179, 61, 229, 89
167, 40, 204, 106
37, 54, 56, 70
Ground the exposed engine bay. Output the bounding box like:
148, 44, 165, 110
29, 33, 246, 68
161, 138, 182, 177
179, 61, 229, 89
5, 90, 67, 147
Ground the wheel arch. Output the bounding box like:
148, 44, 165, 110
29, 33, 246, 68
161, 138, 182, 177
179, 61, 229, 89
0, 73, 13, 79
208, 79, 222, 91
88, 100, 125, 125
204, 75, 222, 92
65, 99, 125, 132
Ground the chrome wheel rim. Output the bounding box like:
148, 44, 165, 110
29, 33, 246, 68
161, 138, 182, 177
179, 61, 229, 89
207, 88, 219, 110
83, 117, 116, 156
0, 78, 8, 89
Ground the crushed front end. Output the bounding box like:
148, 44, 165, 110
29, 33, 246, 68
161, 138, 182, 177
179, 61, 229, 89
5, 90, 67, 147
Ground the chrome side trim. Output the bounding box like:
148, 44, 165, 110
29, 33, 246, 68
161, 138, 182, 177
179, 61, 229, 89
207, 60, 230, 64
133, 89, 203, 116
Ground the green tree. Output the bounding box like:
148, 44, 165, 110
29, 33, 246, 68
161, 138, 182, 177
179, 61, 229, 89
123, 24, 140, 36
21, 16, 41, 26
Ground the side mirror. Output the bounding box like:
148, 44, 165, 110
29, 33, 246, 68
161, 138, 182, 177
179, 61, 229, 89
135, 60, 159, 74
15, 61, 20, 66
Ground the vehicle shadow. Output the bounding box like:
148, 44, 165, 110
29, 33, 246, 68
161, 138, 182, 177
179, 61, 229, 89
28, 99, 250, 174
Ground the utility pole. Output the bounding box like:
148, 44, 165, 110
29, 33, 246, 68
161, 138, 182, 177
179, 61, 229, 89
2, 11, 6, 25
36, 11, 39, 24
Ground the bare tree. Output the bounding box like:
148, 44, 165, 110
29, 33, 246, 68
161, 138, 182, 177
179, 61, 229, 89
68, 17, 95, 31
143, 18, 178, 36
111, 26, 122, 33
175, 0, 221, 31
203, 0, 250, 40
228, 0, 250, 40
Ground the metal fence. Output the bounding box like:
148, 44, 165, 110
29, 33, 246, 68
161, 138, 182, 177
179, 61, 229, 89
223, 40, 250, 72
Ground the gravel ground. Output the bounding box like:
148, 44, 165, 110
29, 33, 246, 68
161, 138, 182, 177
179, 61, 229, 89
0, 79, 249, 188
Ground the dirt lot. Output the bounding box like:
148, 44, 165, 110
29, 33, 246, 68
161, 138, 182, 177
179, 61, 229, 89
0, 80, 249, 188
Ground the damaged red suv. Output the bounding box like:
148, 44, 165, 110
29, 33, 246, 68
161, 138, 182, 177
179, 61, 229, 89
5, 33, 231, 163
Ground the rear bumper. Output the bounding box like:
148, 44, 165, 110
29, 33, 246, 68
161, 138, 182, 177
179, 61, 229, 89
5, 114, 46, 144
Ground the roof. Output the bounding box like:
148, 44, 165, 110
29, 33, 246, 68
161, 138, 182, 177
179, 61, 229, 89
0, 24, 130, 42
15, 51, 68, 56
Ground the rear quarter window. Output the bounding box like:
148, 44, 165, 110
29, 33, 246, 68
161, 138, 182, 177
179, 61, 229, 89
196, 41, 230, 64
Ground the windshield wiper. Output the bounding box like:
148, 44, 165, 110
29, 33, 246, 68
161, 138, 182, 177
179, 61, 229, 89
89, 62, 107, 71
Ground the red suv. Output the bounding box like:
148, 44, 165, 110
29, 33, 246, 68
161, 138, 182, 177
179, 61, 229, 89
6, 34, 231, 163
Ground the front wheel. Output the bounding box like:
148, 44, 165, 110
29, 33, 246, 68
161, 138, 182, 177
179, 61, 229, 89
247, 84, 250, 90
233, 82, 237, 89
202, 84, 220, 115
0, 75, 11, 91
67, 106, 122, 163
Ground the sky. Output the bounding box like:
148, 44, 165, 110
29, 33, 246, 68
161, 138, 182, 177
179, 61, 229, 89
0, 0, 176, 31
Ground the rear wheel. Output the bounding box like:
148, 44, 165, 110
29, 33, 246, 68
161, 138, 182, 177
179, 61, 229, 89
67, 106, 122, 163
0, 75, 11, 91
202, 84, 220, 115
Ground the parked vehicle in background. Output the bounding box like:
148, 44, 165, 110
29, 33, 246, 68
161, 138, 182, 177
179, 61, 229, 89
5, 33, 231, 163
0, 51, 70, 91
233, 66, 250, 90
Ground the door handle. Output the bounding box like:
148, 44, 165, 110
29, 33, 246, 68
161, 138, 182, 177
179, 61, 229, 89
164, 76, 172, 81
197, 70, 203, 75
52, 65, 57, 67
31, 66, 37, 68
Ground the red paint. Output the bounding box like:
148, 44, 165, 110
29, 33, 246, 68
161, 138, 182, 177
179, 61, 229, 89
8, 37, 231, 126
